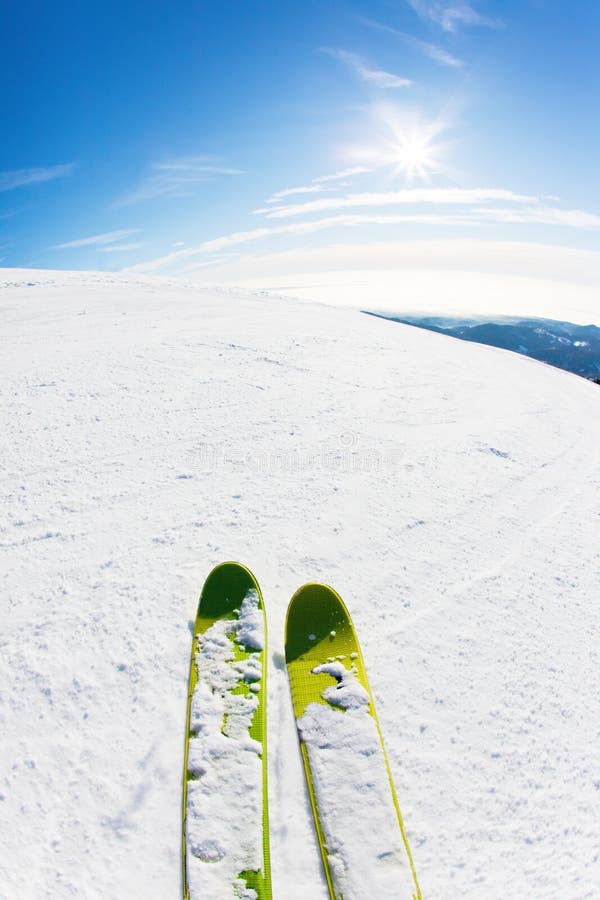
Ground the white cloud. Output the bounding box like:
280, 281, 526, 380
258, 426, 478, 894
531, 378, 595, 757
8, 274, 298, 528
406, 1, 501, 31
116, 157, 243, 206
359, 18, 464, 67
266, 185, 328, 203
201, 213, 473, 251
52, 229, 141, 250
121, 217, 401, 273
122, 210, 492, 273
0, 163, 75, 193
179, 241, 600, 326
409, 36, 464, 67
256, 188, 540, 220
357, 67, 413, 90
97, 242, 145, 253
322, 48, 412, 89
259, 168, 372, 211
179, 254, 240, 274
478, 206, 600, 229
313, 166, 373, 183
125, 198, 600, 276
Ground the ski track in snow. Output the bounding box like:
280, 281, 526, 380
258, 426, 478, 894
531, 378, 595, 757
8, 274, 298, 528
1, 269, 599, 899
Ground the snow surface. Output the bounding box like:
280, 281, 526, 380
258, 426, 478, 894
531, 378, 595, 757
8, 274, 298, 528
186, 589, 264, 900
298, 661, 415, 899
1, 269, 599, 899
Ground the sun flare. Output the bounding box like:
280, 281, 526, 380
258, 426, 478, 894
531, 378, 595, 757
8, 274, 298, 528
345, 104, 452, 184
393, 132, 438, 179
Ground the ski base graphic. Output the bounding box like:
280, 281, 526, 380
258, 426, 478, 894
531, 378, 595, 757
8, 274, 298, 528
285, 583, 421, 900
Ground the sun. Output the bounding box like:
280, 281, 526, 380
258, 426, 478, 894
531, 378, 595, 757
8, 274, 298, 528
344, 103, 452, 184
392, 131, 438, 179
384, 112, 447, 182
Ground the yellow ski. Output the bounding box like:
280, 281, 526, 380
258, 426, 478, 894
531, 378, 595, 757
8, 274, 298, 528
285, 583, 421, 900
182, 562, 271, 899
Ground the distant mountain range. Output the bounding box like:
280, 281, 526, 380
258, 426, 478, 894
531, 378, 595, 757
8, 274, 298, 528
363, 313, 600, 381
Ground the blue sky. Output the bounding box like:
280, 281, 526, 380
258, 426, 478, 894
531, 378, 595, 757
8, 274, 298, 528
1, 0, 600, 282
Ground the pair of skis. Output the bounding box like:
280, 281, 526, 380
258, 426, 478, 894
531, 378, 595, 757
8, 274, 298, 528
182, 562, 421, 900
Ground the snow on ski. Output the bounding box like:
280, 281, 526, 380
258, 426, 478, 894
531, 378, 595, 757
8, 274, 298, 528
285, 583, 421, 900
183, 562, 271, 900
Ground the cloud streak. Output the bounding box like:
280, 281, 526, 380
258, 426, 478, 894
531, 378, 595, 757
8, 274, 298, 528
266, 185, 328, 203
126, 200, 600, 275
406, 1, 501, 31
97, 242, 145, 253
262, 167, 372, 209
477, 206, 600, 229
314, 166, 373, 183
126, 213, 470, 272
0, 163, 75, 193
405, 35, 464, 67
322, 48, 412, 88
116, 156, 244, 206
53, 229, 141, 250
255, 188, 541, 220
360, 17, 464, 67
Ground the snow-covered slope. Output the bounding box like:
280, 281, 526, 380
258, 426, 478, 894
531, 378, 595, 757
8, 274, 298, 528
1, 270, 599, 900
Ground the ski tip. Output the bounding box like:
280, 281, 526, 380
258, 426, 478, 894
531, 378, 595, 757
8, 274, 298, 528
284, 582, 355, 664
198, 561, 263, 621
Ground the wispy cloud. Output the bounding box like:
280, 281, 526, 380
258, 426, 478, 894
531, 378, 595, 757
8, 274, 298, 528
360, 17, 463, 67
255, 188, 540, 220
416, 40, 464, 67
266, 185, 328, 203
179, 255, 240, 275
262, 167, 372, 209
125, 213, 469, 273
477, 206, 600, 229
97, 242, 145, 253
116, 156, 244, 206
314, 166, 373, 183
52, 229, 141, 250
406, 1, 501, 31
126, 197, 600, 275
322, 48, 412, 89
0, 163, 75, 193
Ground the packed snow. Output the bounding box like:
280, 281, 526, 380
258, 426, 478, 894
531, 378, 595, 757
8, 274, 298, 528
310, 660, 370, 710
186, 588, 265, 899
1, 269, 599, 899
234, 592, 265, 653
297, 660, 416, 899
